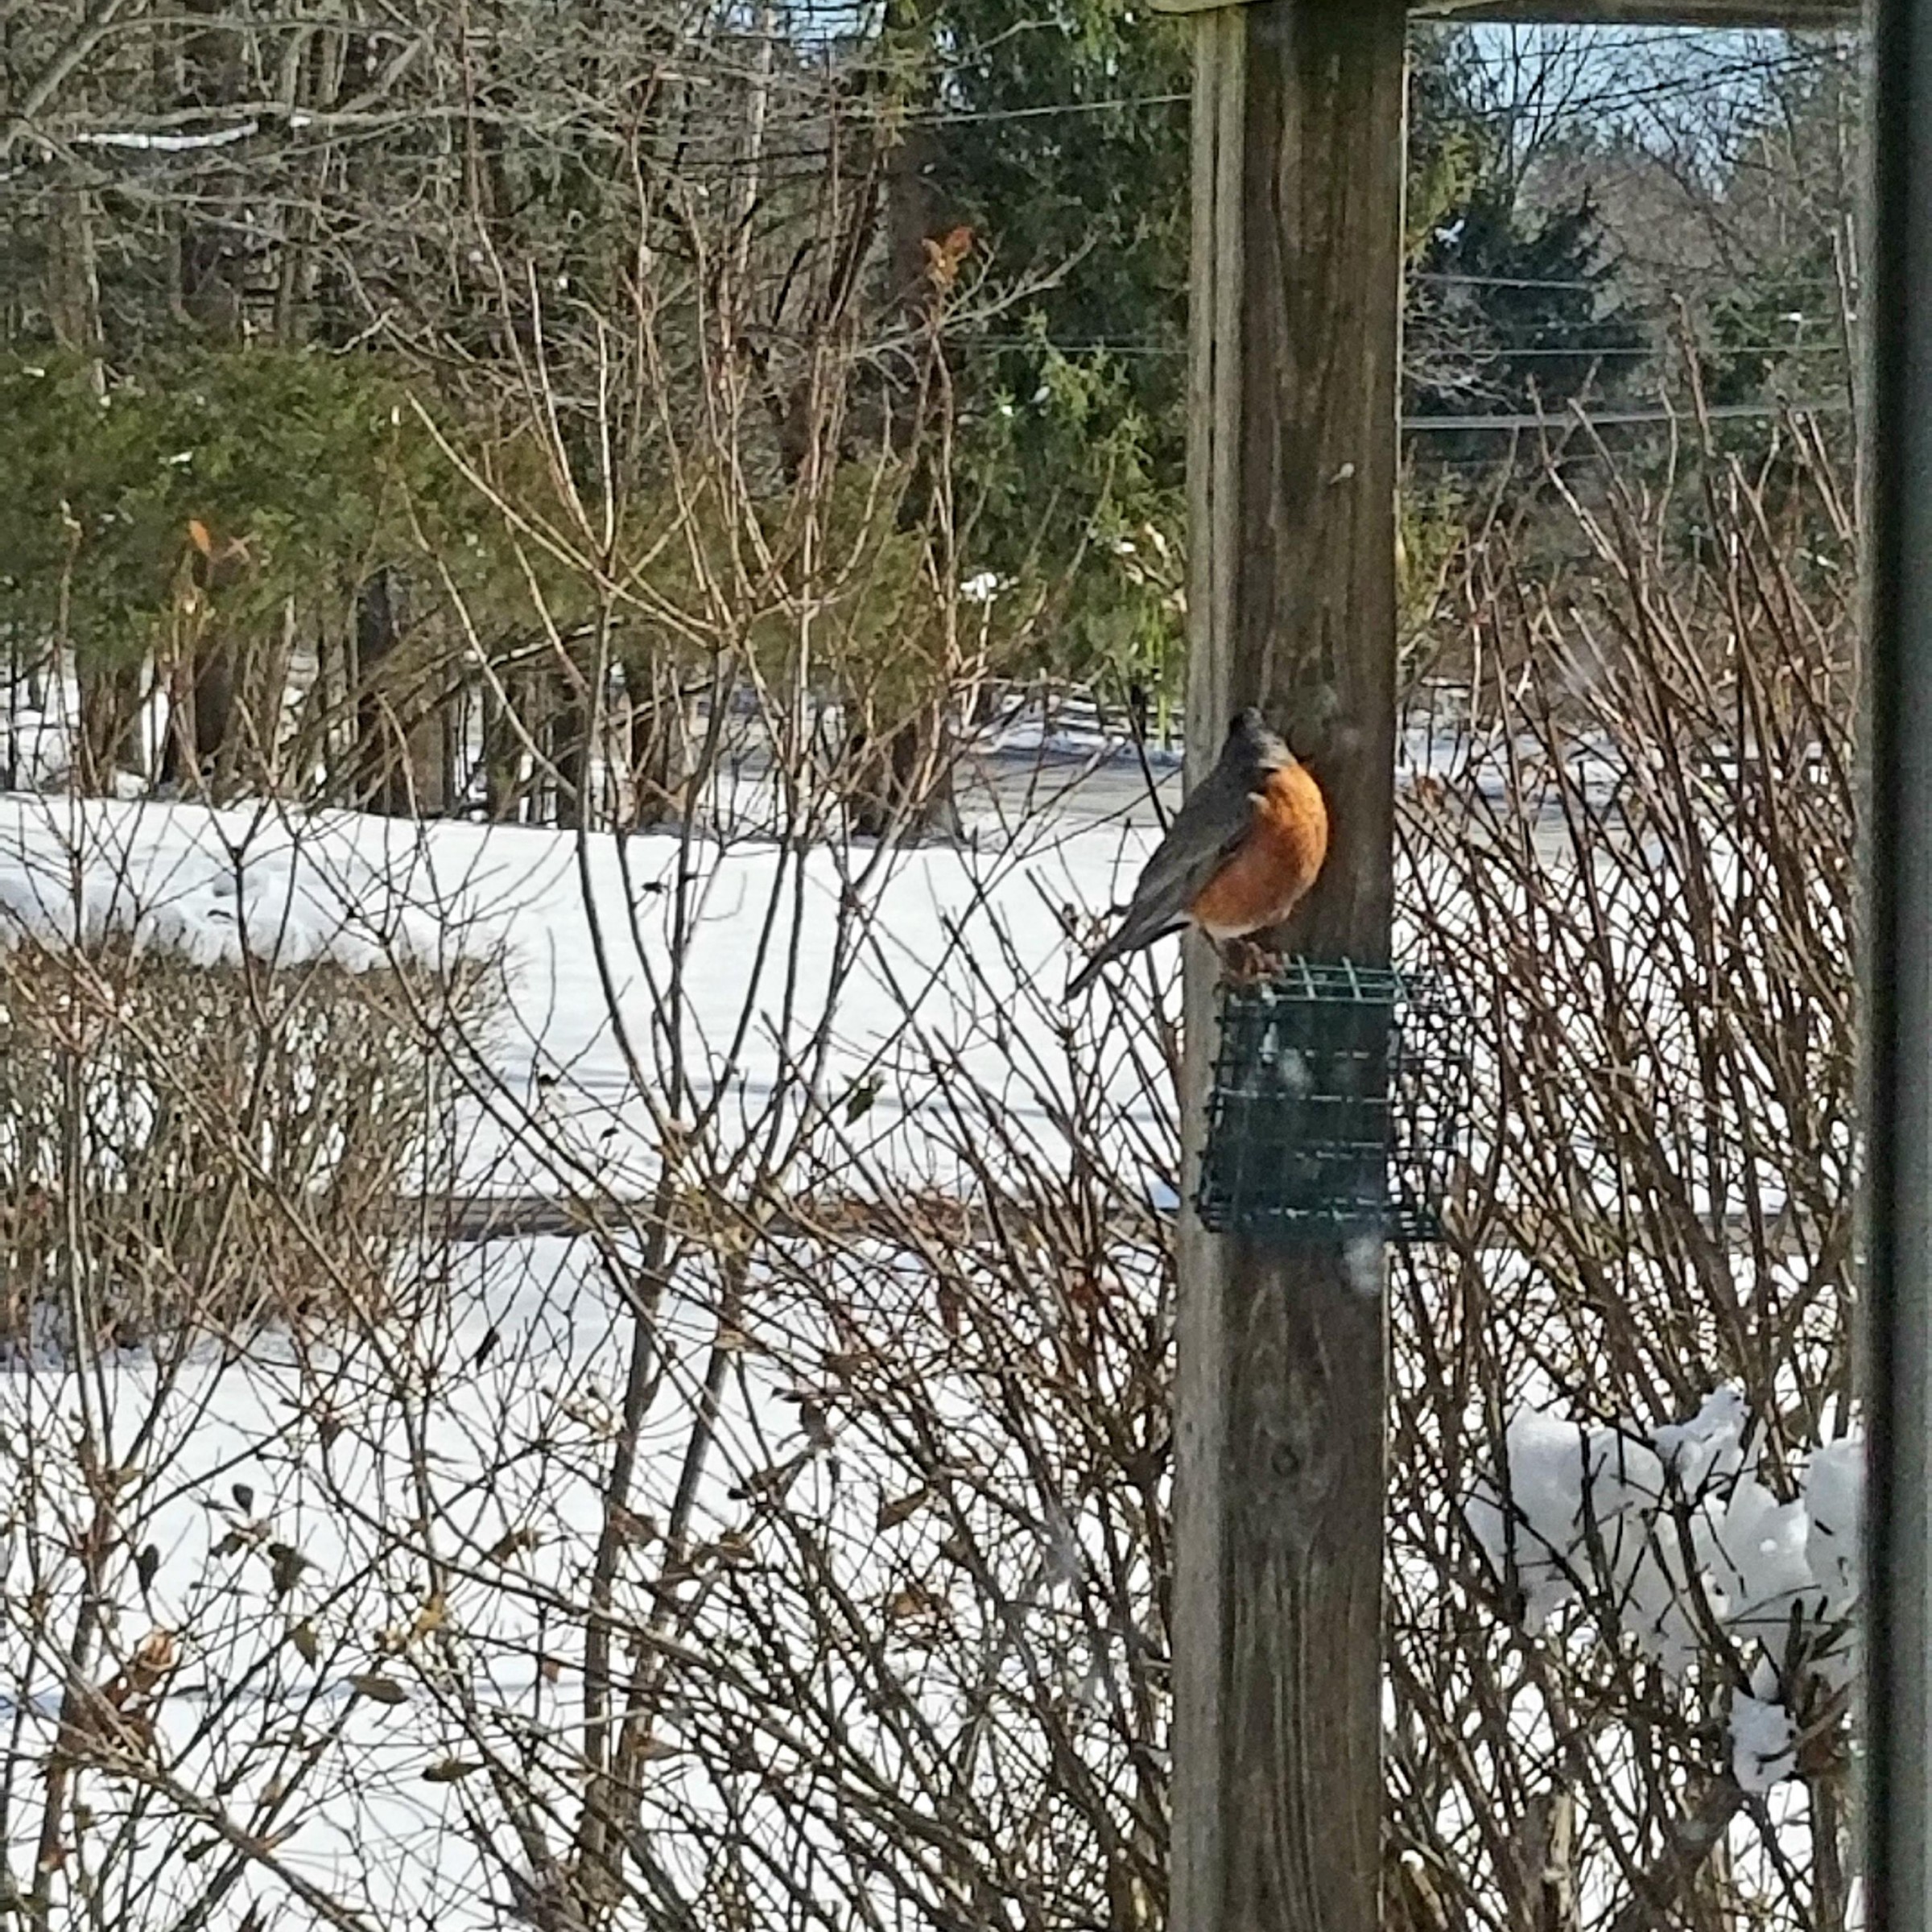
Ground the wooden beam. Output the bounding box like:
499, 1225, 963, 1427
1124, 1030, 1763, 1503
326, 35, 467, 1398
1150, 0, 1857, 26
1414, 0, 1856, 22
1172, 5, 1405, 1932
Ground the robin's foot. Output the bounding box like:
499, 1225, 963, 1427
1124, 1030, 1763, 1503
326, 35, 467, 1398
1220, 937, 1281, 985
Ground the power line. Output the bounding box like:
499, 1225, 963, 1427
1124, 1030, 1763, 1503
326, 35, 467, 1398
39, 43, 1829, 154
1410, 269, 1852, 294
1402, 398, 1847, 433
1418, 341, 1849, 358
968, 335, 1849, 361
924, 93, 1189, 126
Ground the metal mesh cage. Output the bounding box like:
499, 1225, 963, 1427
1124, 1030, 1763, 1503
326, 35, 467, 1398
1195, 959, 1469, 1246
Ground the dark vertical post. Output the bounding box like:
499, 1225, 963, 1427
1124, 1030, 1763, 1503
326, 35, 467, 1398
1864, 0, 1932, 1922
1173, 4, 1406, 1930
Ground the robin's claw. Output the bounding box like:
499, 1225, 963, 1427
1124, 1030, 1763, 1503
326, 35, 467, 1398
1220, 937, 1281, 986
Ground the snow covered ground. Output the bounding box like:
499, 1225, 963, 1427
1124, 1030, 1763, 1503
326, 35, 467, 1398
0, 724, 1864, 1926
0, 779, 1185, 1926
0, 776, 1177, 1196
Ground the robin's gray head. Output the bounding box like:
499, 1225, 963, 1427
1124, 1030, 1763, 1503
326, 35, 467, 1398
1226, 706, 1293, 768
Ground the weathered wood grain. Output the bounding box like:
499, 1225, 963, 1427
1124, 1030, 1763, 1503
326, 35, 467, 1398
1173, 5, 1406, 1930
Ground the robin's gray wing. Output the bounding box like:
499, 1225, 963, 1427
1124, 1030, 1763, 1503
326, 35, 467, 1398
1113, 761, 1257, 946
1065, 759, 1259, 996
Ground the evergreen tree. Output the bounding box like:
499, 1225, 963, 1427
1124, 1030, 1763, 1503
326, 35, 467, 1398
923, 0, 1193, 714
1406, 184, 1642, 427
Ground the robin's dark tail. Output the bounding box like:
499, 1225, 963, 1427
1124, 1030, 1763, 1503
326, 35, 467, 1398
1067, 927, 1144, 999
1068, 914, 1192, 998
1065, 950, 1110, 1001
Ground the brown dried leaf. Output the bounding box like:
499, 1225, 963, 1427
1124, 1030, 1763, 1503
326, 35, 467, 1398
876, 1489, 929, 1532
267, 1543, 308, 1600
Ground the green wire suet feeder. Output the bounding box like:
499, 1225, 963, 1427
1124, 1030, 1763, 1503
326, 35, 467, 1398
1195, 960, 1470, 1246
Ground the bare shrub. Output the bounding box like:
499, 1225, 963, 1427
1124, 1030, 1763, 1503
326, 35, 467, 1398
1390, 415, 1860, 1930
0, 427, 1861, 1930
0, 893, 489, 1348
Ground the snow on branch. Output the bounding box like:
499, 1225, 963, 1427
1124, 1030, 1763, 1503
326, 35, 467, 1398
1468, 1388, 1861, 1794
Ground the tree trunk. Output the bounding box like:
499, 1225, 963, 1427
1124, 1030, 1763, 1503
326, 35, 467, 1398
621, 653, 688, 828
158, 622, 236, 797
353, 568, 415, 815
46, 184, 102, 369
76, 663, 144, 794
836, 12, 965, 843
844, 711, 960, 842
481, 675, 526, 823
550, 682, 590, 831
173, 0, 247, 336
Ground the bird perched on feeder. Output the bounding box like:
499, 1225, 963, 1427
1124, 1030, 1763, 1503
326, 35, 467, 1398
1066, 706, 1328, 998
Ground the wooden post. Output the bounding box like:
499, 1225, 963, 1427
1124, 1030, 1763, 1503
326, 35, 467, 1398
1171, 5, 1406, 1931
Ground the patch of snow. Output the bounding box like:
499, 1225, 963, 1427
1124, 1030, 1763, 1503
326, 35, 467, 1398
75, 121, 258, 151
1343, 1236, 1385, 1298
1732, 1660, 1798, 1793
1472, 1389, 1863, 1790
0, 801, 494, 972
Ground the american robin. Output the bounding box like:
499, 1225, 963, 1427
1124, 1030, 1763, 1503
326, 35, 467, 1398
1067, 706, 1328, 997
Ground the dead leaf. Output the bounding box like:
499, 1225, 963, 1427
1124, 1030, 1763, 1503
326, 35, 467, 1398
289, 1622, 319, 1666
422, 1758, 484, 1784
125, 1629, 175, 1696
186, 518, 213, 558
609, 1507, 659, 1545
348, 1673, 407, 1706
877, 1488, 929, 1532
729, 1463, 798, 1502
267, 1543, 308, 1600
922, 225, 975, 289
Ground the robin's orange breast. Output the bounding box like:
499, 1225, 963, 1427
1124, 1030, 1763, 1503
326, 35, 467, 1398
1187, 762, 1329, 940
